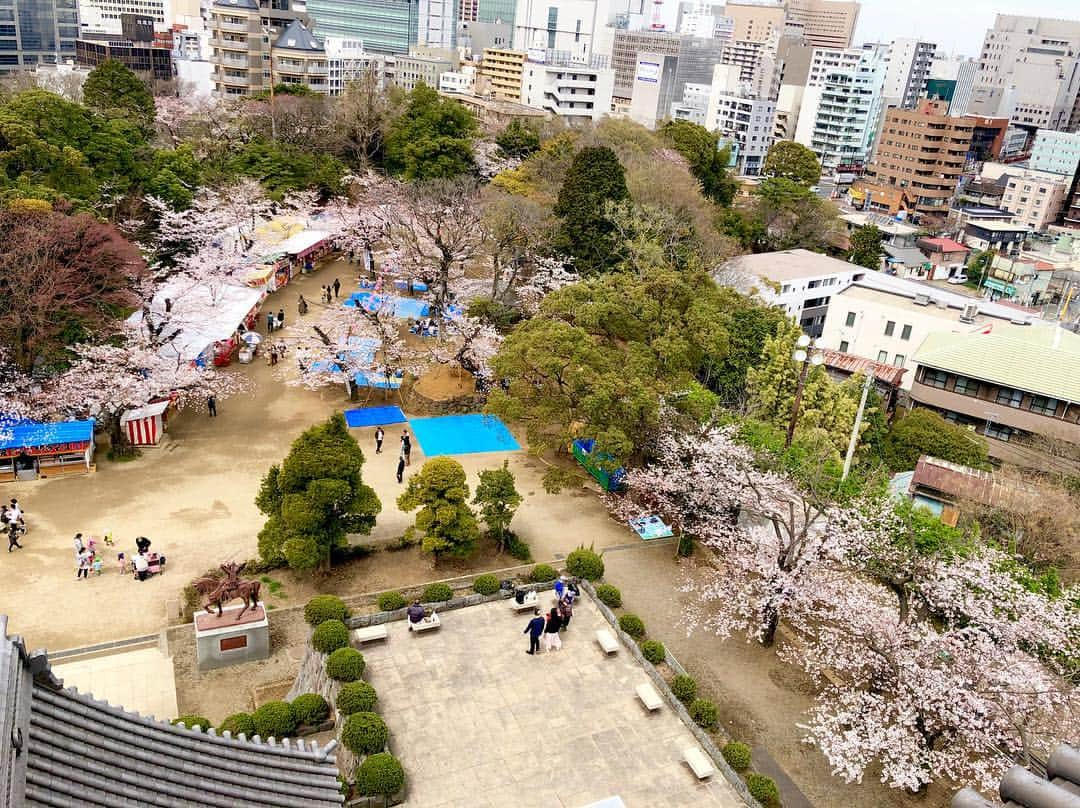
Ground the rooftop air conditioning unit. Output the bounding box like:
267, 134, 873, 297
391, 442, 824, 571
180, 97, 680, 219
960, 303, 978, 323
913, 293, 931, 306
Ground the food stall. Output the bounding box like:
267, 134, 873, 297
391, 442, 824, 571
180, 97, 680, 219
277, 230, 332, 276
120, 400, 172, 447
0, 419, 96, 482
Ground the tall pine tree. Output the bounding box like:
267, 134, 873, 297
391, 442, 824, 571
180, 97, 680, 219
552, 145, 628, 274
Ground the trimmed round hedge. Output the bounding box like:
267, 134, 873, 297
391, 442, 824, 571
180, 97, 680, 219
670, 674, 697, 704
218, 712, 255, 737
641, 639, 666, 665
689, 698, 718, 730
377, 591, 408, 611
721, 741, 752, 772
746, 773, 781, 808
421, 582, 454, 602
355, 752, 405, 797
312, 619, 350, 653
472, 574, 500, 596
594, 584, 622, 608
530, 564, 558, 583
252, 701, 297, 738
618, 613, 645, 638
304, 595, 349, 626
565, 547, 604, 581
341, 711, 389, 755
291, 693, 330, 726
336, 681, 378, 716
326, 647, 366, 682
171, 714, 211, 732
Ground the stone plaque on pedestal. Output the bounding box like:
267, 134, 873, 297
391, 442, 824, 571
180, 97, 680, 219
194, 602, 270, 671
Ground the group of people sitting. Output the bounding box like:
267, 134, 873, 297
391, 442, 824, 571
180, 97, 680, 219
409, 318, 439, 338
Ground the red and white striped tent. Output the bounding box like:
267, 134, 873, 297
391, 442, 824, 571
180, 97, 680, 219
120, 401, 171, 447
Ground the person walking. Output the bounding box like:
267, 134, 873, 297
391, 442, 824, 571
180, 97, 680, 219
298, 295, 308, 316
8, 522, 22, 552
543, 607, 563, 652
76, 549, 92, 580
396, 454, 405, 484
374, 426, 384, 454
207, 395, 217, 417
559, 590, 574, 631
332, 278, 341, 299
276, 309, 285, 331
266, 311, 275, 333
268, 345, 278, 366
73, 533, 85, 558
523, 608, 545, 655
401, 431, 412, 466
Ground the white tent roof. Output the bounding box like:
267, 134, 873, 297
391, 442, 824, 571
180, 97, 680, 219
276, 230, 331, 256
120, 400, 170, 424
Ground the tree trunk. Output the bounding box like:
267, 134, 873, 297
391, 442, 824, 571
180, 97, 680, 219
109, 412, 136, 457
760, 605, 780, 647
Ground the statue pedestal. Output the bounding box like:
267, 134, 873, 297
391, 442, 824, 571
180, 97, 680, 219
194, 602, 270, 671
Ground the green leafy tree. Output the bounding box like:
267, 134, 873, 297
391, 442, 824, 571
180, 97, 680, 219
221, 138, 345, 199
723, 177, 839, 253
83, 60, 155, 129
552, 145, 628, 274
472, 460, 523, 551
880, 408, 990, 471
495, 119, 540, 158
848, 224, 885, 269
256, 413, 381, 572
383, 83, 476, 179
762, 141, 821, 186
658, 119, 738, 206
397, 457, 480, 562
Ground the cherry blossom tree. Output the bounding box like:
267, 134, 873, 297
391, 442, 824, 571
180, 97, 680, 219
515, 254, 578, 314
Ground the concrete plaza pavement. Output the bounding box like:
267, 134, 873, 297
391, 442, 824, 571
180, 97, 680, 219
52, 646, 179, 722
362, 597, 743, 808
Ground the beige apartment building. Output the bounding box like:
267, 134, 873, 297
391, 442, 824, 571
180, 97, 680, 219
855, 99, 974, 227
785, 0, 859, 48
724, 1, 786, 44
477, 48, 525, 102
209, 0, 267, 96
1000, 169, 1070, 232
272, 20, 327, 93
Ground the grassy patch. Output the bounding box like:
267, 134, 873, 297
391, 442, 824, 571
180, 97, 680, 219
260, 575, 287, 599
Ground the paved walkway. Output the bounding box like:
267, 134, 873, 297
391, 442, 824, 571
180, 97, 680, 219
52, 646, 179, 722
361, 598, 744, 808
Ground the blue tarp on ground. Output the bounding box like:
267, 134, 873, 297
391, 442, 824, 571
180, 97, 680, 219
407, 414, 520, 457
354, 370, 403, 389
344, 406, 407, 428
0, 419, 95, 451
345, 292, 429, 319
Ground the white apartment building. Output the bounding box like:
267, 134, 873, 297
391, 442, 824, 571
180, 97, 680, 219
705, 63, 775, 176
418, 0, 456, 50
1029, 130, 1080, 179
677, 2, 732, 41
880, 37, 935, 109
819, 272, 1045, 389
670, 81, 710, 126
1000, 169, 1071, 232
929, 52, 976, 115
520, 57, 614, 123
806, 45, 861, 87
439, 65, 476, 93
78, 0, 168, 36
808, 46, 885, 170
324, 38, 384, 96
512, 0, 615, 63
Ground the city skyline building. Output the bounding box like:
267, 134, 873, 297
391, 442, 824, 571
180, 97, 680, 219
0, 0, 79, 71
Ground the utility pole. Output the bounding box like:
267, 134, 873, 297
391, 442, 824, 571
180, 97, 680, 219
842, 371, 874, 481
785, 334, 823, 449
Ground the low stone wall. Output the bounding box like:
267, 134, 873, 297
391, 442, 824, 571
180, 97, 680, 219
579, 580, 761, 808
345, 581, 556, 630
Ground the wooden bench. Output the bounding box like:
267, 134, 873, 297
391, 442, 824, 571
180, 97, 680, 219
635, 683, 663, 712
509, 591, 539, 612
683, 746, 716, 780
409, 613, 441, 633
596, 629, 619, 655
352, 625, 388, 645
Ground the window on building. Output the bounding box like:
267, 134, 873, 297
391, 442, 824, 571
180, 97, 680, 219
877, 350, 888, 363
995, 387, 1023, 408
985, 423, 1013, 441
1029, 395, 1059, 416
893, 354, 905, 366
839, 340, 849, 352
884, 320, 895, 336
899, 324, 912, 341
952, 376, 978, 396
924, 369, 948, 388
845, 311, 856, 327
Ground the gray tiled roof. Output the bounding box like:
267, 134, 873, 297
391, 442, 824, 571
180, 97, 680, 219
212, 0, 258, 9
0, 617, 343, 808
274, 20, 324, 52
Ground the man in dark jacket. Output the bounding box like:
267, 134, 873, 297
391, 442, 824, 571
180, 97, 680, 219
523, 609, 545, 655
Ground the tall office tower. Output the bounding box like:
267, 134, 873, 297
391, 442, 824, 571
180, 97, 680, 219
969, 14, 1080, 131
418, 0, 456, 48
477, 0, 515, 25
460, 0, 478, 22
611, 27, 680, 97
512, 0, 615, 63
613, 29, 722, 111
929, 51, 976, 115
783, 0, 858, 48
0, 0, 79, 71
676, 1, 729, 39
723, 0, 785, 44
704, 63, 776, 175
78, 0, 165, 36
806, 45, 884, 170
308, 0, 418, 55
856, 99, 975, 227
880, 38, 935, 109
718, 35, 778, 99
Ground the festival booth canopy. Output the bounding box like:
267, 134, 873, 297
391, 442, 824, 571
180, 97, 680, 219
277, 230, 331, 258
119, 401, 171, 447
0, 420, 95, 454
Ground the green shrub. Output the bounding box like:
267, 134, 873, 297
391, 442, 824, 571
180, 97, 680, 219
677, 534, 694, 557
377, 591, 407, 611
341, 711, 389, 755
325, 647, 365, 682
618, 613, 645, 638
746, 773, 781, 807
355, 752, 405, 797
530, 563, 558, 582
721, 742, 752, 772
671, 674, 697, 704
252, 701, 297, 738
641, 640, 666, 665
565, 546, 604, 580
303, 595, 349, 626
472, 574, 501, 596
421, 582, 454, 602
336, 681, 378, 715
218, 712, 255, 737
171, 714, 211, 732
689, 698, 718, 730
594, 584, 622, 608
290, 693, 330, 726
506, 533, 532, 561
311, 619, 350, 653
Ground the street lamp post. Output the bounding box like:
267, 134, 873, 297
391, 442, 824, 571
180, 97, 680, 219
785, 334, 824, 448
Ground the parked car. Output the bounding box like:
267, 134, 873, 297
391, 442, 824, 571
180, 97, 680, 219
947, 274, 968, 284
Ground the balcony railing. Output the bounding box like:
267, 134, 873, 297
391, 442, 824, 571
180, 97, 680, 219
909, 380, 1080, 442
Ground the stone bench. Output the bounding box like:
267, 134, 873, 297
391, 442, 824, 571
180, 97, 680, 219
409, 613, 441, 633
509, 591, 539, 612
596, 629, 618, 655
683, 746, 716, 780
635, 682, 663, 712
352, 625, 388, 645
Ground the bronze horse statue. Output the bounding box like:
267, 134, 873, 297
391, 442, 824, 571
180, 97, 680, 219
192, 562, 261, 620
